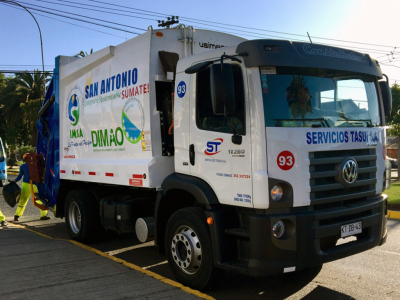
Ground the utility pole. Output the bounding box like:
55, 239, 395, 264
158, 16, 179, 28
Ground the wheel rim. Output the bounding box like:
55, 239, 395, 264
69, 202, 82, 234
171, 225, 202, 275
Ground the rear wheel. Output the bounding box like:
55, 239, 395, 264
166, 207, 223, 290
65, 189, 104, 242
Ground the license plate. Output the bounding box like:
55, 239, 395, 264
341, 221, 362, 238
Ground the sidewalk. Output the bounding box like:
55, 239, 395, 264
0, 225, 209, 300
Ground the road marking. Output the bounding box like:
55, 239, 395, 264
10, 223, 215, 300
106, 241, 154, 256
142, 260, 168, 270
378, 250, 400, 256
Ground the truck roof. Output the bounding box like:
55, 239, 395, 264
237, 39, 382, 78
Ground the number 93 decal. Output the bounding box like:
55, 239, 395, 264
277, 151, 295, 171
177, 81, 186, 98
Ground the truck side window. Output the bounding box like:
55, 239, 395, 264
196, 64, 246, 135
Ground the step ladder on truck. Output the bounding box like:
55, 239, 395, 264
34, 24, 392, 290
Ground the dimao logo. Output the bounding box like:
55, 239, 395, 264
204, 138, 223, 155
68, 94, 80, 126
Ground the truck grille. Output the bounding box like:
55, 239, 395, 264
309, 149, 377, 210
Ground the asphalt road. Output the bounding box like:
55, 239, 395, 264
1, 175, 400, 299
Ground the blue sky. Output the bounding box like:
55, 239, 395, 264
1, 0, 400, 84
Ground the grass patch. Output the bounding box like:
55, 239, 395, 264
385, 183, 400, 205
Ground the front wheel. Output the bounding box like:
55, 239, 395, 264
166, 207, 223, 290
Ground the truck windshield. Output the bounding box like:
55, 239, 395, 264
260, 67, 380, 128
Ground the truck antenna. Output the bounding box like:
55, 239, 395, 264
158, 16, 179, 28
307, 32, 313, 44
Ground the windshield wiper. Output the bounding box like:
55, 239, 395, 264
337, 119, 374, 127
273, 118, 330, 127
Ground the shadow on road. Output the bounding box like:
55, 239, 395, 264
301, 285, 355, 300
10, 220, 70, 240
205, 265, 336, 300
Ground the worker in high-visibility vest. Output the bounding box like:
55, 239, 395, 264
13, 154, 50, 221
0, 209, 8, 227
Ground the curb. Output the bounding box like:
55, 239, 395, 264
8, 222, 215, 300
388, 210, 400, 220
6, 171, 19, 175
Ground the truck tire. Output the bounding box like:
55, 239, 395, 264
165, 207, 223, 290
65, 189, 103, 243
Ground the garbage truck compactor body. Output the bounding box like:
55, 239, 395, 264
35, 26, 392, 290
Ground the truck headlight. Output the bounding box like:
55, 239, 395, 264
271, 185, 283, 201
272, 220, 285, 238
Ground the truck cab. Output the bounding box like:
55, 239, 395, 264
165, 39, 391, 280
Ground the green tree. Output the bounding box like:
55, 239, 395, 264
387, 83, 400, 176
0, 70, 50, 152
14, 70, 49, 101
74, 48, 93, 57
18, 145, 35, 157
0, 73, 7, 140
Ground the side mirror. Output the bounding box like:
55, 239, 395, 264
379, 75, 392, 121
210, 64, 235, 115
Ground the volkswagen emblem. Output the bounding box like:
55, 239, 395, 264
342, 160, 358, 184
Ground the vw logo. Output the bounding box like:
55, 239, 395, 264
342, 160, 358, 184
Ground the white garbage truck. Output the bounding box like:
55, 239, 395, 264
35, 25, 392, 290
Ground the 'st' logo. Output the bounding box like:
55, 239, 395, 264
204, 138, 223, 155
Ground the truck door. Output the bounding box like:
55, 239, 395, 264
189, 63, 253, 207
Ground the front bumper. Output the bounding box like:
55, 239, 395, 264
247, 195, 387, 276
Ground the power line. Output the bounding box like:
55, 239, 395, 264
183, 17, 399, 51
377, 52, 398, 59
33, 0, 157, 22
1, 2, 142, 35
35, 0, 314, 44
5, 3, 127, 39
80, 1, 399, 57
188, 21, 398, 55
44, 0, 316, 44
84, 0, 400, 50
5, 1, 400, 66
379, 57, 400, 64
13, 0, 399, 57
194, 25, 392, 56
50, 0, 165, 18
0, 70, 54, 74
0, 65, 54, 66
14, 1, 146, 32
86, 0, 169, 18
380, 63, 400, 69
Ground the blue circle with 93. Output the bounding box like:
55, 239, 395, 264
177, 81, 186, 98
